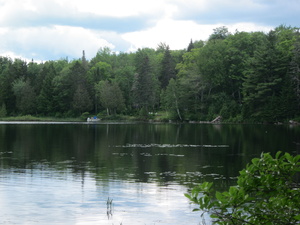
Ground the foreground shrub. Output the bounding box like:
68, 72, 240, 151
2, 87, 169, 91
185, 152, 300, 224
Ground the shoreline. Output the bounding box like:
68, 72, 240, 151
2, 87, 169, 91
0, 114, 299, 125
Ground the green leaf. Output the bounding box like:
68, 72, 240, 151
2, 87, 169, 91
184, 193, 191, 200
210, 214, 219, 219
294, 215, 300, 221
285, 152, 293, 163
215, 191, 224, 201
275, 151, 282, 159
251, 158, 259, 165
294, 155, 300, 162
229, 186, 238, 196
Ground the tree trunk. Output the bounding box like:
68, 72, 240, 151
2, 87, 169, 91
174, 92, 182, 120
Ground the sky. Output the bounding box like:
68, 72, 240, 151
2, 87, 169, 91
0, 0, 299, 62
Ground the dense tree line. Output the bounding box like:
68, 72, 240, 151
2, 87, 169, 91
0, 25, 300, 122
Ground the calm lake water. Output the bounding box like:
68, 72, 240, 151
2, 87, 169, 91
0, 122, 299, 225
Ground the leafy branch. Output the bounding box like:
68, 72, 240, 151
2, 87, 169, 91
185, 152, 300, 224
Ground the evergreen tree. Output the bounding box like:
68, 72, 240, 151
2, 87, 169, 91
10, 59, 27, 80
187, 39, 195, 52
132, 49, 156, 112
27, 60, 41, 93
242, 31, 288, 121
62, 60, 90, 113
37, 62, 56, 115
0, 57, 14, 114
81, 50, 88, 71
72, 84, 92, 115
159, 45, 176, 89
289, 34, 300, 108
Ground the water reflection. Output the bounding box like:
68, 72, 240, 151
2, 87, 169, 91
0, 167, 204, 225
0, 122, 299, 224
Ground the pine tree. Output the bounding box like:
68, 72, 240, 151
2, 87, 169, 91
187, 39, 194, 52
82, 50, 88, 70
289, 35, 300, 108
159, 46, 176, 89
242, 31, 288, 121
132, 49, 155, 112
37, 62, 56, 115
72, 84, 92, 115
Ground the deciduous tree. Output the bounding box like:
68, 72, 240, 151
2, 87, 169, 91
12, 78, 36, 114
95, 80, 125, 115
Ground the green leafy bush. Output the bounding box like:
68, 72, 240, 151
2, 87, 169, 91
185, 152, 300, 224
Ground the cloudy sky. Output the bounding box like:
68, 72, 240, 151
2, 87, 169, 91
0, 0, 299, 61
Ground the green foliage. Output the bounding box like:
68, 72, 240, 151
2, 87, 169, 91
12, 78, 36, 114
0, 103, 7, 117
132, 49, 157, 111
289, 34, 300, 108
185, 152, 300, 224
37, 62, 56, 115
242, 31, 286, 121
187, 39, 195, 52
72, 84, 93, 115
139, 106, 148, 118
0, 25, 300, 121
95, 80, 125, 115
159, 45, 176, 89
80, 112, 90, 120
88, 61, 112, 82
209, 26, 230, 41
113, 65, 135, 107
160, 78, 183, 120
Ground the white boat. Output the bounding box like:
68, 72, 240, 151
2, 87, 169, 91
87, 116, 100, 122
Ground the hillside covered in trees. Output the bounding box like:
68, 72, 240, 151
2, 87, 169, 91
0, 25, 300, 123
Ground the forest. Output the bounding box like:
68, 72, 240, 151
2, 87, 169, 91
0, 25, 300, 123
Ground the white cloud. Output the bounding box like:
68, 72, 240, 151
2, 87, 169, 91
122, 19, 210, 50
70, 0, 168, 18
122, 19, 272, 51
227, 23, 272, 34
0, 26, 115, 61
0, 0, 297, 61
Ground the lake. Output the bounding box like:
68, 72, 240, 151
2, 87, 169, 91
0, 122, 299, 224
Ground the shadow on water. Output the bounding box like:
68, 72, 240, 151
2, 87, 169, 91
1, 123, 300, 186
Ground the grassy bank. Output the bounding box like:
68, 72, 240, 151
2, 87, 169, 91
1, 112, 299, 124
0, 115, 83, 122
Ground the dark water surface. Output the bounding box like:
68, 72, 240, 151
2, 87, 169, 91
0, 122, 299, 224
